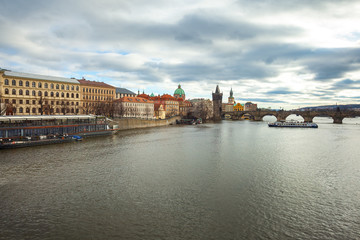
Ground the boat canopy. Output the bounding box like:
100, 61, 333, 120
0, 115, 102, 122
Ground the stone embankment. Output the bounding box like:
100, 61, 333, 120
110, 116, 181, 131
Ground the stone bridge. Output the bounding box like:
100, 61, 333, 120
223, 109, 360, 124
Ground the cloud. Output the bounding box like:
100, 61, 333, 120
1, 0, 360, 108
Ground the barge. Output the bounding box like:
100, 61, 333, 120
0, 115, 118, 149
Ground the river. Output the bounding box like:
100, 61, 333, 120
1, 117, 360, 239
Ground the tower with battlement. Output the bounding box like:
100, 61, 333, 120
212, 85, 223, 121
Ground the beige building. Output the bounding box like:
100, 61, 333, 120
0, 69, 80, 115
78, 78, 116, 115
114, 96, 154, 119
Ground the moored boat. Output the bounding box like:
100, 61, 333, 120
268, 121, 318, 128
0, 115, 118, 149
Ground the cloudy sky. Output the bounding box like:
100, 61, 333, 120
1, 0, 360, 109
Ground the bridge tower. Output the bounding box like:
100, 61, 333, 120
212, 85, 223, 121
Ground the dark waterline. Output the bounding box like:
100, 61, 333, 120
1, 119, 360, 239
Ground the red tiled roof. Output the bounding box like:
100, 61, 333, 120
137, 94, 150, 99
115, 96, 154, 103
78, 79, 115, 88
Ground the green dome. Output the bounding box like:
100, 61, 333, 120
174, 84, 185, 97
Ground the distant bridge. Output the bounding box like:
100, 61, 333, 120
222, 109, 360, 124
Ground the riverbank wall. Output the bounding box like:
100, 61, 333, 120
110, 116, 181, 131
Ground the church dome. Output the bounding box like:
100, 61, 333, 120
174, 84, 185, 97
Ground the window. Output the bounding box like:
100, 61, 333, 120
56, 108, 60, 113
38, 91, 42, 96
38, 82, 42, 88
61, 84, 64, 90
12, 80, 16, 86
32, 82, 36, 87
71, 86, 74, 90
26, 81, 30, 87
66, 93, 69, 98
51, 83, 54, 89
66, 85, 69, 90
76, 86, 79, 91
26, 100, 29, 104
56, 92, 59, 97
56, 84, 59, 89
19, 107, 23, 113
71, 93, 74, 98
32, 108, 36, 113
51, 92, 54, 97
71, 102, 74, 105
51, 101, 54, 105
4, 88, 9, 94
61, 92, 64, 97
26, 108, 30, 113
45, 91, 48, 97
19, 80, 23, 86
4, 79, 9, 85
19, 89, 23, 95
5, 99, 9, 103
32, 100, 36, 104
44, 83, 48, 88
12, 99, 16, 104
12, 89, 16, 95
32, 90, 36, 96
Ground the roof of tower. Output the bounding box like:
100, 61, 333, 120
215, 85, 220, 93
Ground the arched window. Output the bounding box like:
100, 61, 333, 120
5, 88, 9, 94
71, 108, 74, 113
66, 93, 69, 98
71, 93, 74, 98
45, 91, 48, 97
12, 80, 16, 86
4, 79, 9, 85
44, 83, 48, 88
61, 92, 64, 97
76, 86, 79, 91
56, 92, 59, 97
51, 92, 54, 97
26, 108, 30, 113
19, 89, 23, 95
56, 108, 60, 113
19, 80, 23, 86
26, 81, 30, 87
56, 84, 59, 89
61, 84, 64, 90
32, 82, 36, 87
38, 91, 42, 96
19, 107, 23, 113
38, 82, 42, 88
32, 90, 36, 96
51, 83, 54, 89
12, 89, 16, 95
66, 85, 69, 90
32, 108, 36, 113
26, 90, 29, 95
71, 85, 74, 90
76, 93, 79, 98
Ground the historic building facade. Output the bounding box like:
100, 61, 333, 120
223, 88, 235, 112
78, 78, 116, 115
244, 102, 257, 111
113, 96, 154, 119
0, 69, 81, 115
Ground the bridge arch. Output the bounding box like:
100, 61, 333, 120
285, 114, 304, 122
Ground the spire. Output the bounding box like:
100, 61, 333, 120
178, 84, 181, 88
230, 88, 233, 97
215, 85, 220, 94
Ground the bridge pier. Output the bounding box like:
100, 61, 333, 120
253, 116, 262, 121
303, 117, 313, 123
333, 117, 343, 124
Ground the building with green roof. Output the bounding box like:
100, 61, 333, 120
174, 84, 185, 99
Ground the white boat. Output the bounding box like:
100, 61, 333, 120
268, 121, 318, 128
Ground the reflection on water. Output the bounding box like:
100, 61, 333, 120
1, 119, 360, 239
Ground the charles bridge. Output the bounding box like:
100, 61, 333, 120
222, 108, 360, 124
